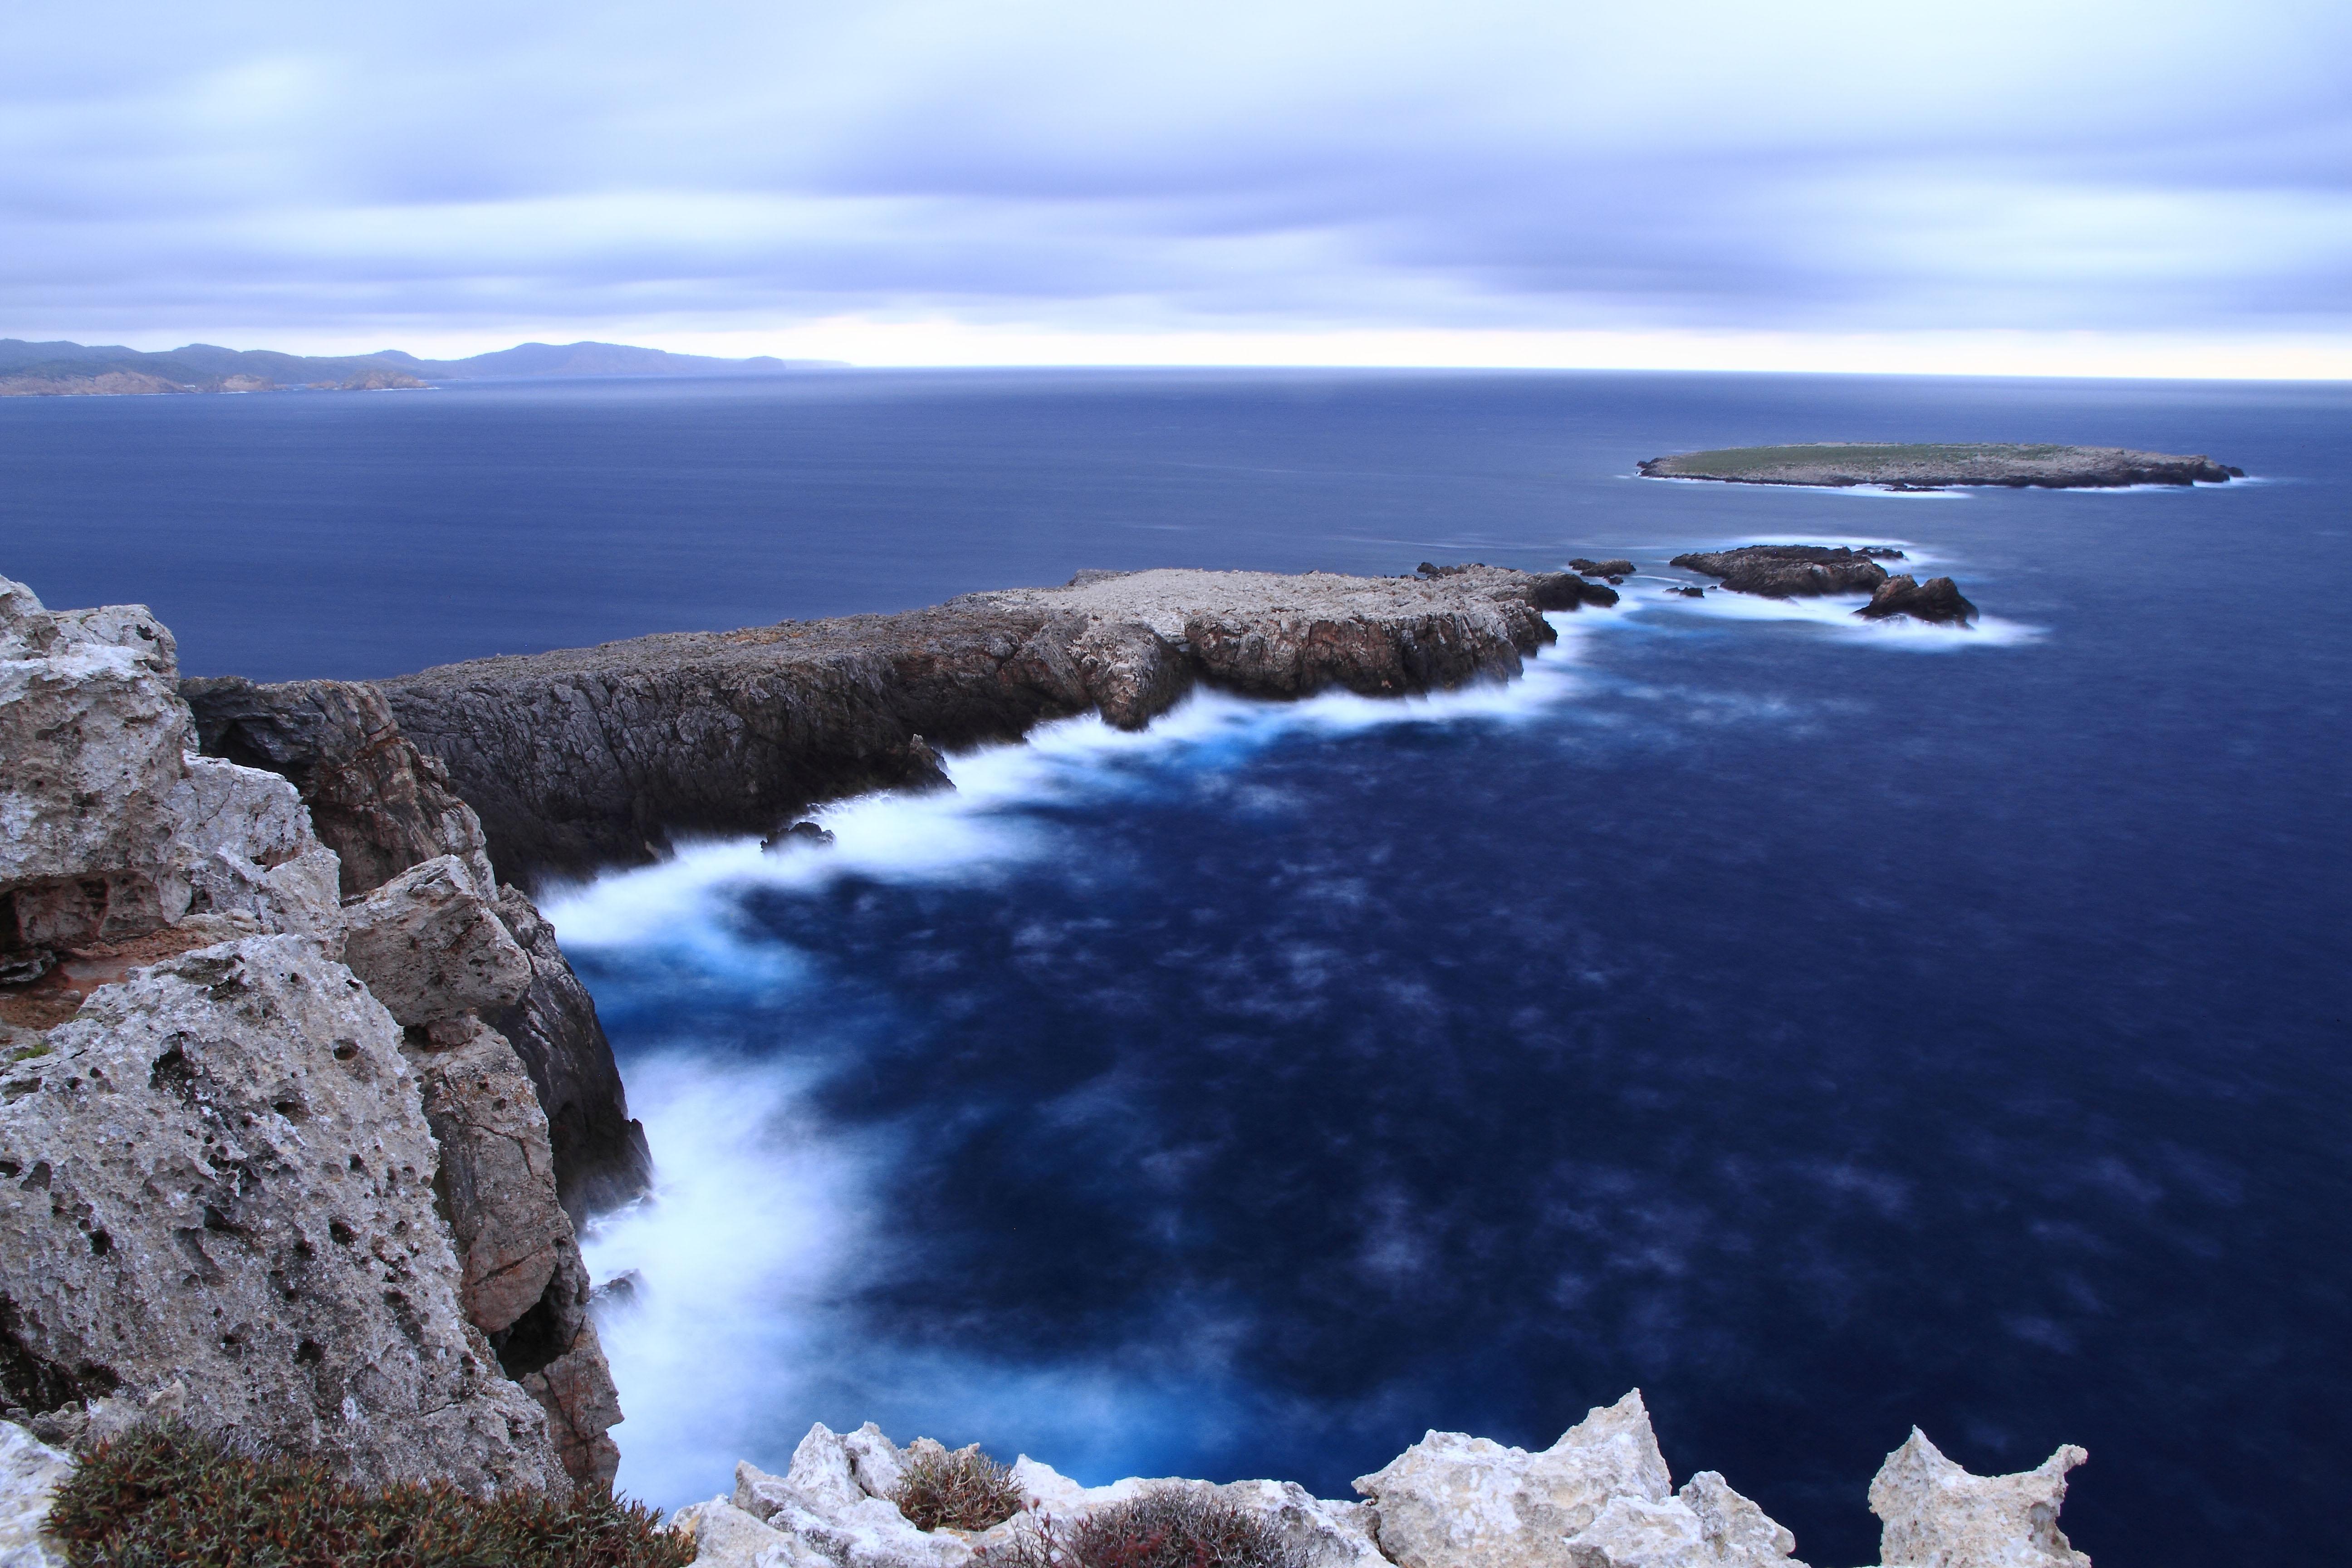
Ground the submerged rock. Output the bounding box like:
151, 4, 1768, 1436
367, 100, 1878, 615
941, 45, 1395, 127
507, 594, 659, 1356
1868, 1431, 2089, 1568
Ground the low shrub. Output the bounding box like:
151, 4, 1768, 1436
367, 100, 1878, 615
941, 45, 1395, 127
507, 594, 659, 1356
46, 1423, 693, 1568
891, 1443, 1023, 1532
976, 1487, 1306, 1568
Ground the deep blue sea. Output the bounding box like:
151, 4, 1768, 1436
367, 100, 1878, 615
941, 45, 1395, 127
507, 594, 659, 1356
5, 372, 2348, 1567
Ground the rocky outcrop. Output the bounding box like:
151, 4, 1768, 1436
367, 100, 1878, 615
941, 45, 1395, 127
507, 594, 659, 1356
181, 674, 652, 1221
1867, 1431, 2089, 1568
0, 936, 561, 1492
1353, 1393, 1799, 1568
1641, 442, 2240, 488
1855, 576, 1977, 626
0, 573, 622, 1497
1668, 547, 1896, 599
376, 566, 1586, 889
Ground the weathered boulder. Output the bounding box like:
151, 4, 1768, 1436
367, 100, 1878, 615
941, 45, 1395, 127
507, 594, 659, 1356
734, 1424, 970, 1568
0, 935, 564, 1494
1867, 1430, 2089, 1568
1069, 621, 1192, 730
0, 1421, 68, 1568
167, 756, 343, 938
1529, 573, 1619, 610
340, 857, 533, 1027
1668, 547, 1895, 598
670, 1495, 823, 1568
181, 675, 496, 897
1855, 576, 1978, 626
1353, 1392, 1801, 1568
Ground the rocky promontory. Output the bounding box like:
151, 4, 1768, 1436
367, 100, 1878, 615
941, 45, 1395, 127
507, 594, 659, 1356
1639, 442, 2241, 489
0, 573, 628, 1495
374, 564, 1603, 890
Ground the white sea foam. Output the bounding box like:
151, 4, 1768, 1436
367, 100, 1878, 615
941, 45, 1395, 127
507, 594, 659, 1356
1628, 586, 2041, 650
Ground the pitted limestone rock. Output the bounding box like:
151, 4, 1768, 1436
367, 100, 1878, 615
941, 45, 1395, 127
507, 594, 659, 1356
733, 1423, 970, 1568
340, 856, 533, 1026
0, 1421, 69, 1568
0, 935, 564, 1494
1353, 1392, 1802, 1568
1867, 1431, 2089, 1568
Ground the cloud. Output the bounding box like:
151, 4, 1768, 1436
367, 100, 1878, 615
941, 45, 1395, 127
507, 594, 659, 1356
5, 0, 2350, 363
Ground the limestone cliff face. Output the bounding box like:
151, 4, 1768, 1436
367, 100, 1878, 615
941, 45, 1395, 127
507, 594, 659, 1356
0, 574, 622, 1494
181, 676, 652, 1223
375, 565, 1576, 890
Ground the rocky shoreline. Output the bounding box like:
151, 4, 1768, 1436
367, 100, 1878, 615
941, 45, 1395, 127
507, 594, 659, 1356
1639, 442, 2242, 489
0, 560, 2097, 1568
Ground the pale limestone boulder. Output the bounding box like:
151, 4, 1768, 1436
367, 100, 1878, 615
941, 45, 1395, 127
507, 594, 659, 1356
1353, 1392, 1672, 1568
671, 1497, 831, 1568
1867, 1431, 2089, 1568
1563, 1470, 1802, 1568
0, 935, 563, 1494
0, 1421, 69, 1568
168, 755, 344, 937
340, 855, 534, 1025
734, 1424, 971, 1568
841, 1421, 908, 1500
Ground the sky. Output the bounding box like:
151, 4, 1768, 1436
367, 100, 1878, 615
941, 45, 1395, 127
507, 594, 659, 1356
5, 0, 2350, 376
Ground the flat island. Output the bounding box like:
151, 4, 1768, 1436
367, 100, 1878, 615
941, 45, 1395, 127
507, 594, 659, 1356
1639, 441, 2242, 489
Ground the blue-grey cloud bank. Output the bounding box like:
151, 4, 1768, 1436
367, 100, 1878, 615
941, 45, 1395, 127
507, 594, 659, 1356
7, 0, 2350, 368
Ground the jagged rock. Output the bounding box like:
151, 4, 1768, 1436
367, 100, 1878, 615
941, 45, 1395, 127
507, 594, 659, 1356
167, 756, 343, 937
0, 1421, 69, 1568
377, 567, 1570, 888
734, 1424, 970, 1568
518, 1317, 624, 1494
1669, 547, 1894, 598
1570, 559, 1635, 579
1009, 1457, 1387, 1568
671, 1496, 824, 1568
178, 672, 649, 1219
485, 888, 652, 1224
1867, 1431, 2089, 1568
1855, 576, 1977, 626
181, 676, 496, 897
1354, 1392, 1801, 1568
340, 857, 533, 1027
0, 935, 564, 1494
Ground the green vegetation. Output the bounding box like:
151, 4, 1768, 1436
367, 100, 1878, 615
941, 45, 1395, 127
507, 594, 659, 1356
1657, 442, 2068, 475
47, 1425, 692, 1568
891, 1444, 1024, 1533
976, 1488, 1305, 1568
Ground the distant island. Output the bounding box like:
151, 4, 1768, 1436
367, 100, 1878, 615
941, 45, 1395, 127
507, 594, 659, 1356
0, 337, 847, 396
1638, 441, 2243, 489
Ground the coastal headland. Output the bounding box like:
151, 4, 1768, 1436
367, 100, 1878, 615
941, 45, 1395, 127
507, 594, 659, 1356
1638, 442, 2242, 489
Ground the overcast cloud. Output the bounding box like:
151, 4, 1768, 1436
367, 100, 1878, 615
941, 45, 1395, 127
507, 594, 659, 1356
5, 0, 2349, 369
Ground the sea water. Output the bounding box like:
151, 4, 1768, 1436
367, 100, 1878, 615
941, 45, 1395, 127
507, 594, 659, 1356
4, 371, 2347, 1566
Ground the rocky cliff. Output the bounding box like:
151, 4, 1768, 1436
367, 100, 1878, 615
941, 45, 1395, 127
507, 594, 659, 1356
375, 565, 1591, 890
0, 574, 623, 1495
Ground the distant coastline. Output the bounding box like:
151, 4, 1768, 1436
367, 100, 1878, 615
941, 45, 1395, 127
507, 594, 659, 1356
1639, 441, 2243, 489
0, 337, 848, 396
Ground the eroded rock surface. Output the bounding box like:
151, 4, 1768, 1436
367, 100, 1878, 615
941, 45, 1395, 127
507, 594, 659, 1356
181, 672, 650, 1220
1353, 1392, 1802, 1568
1868, 1431, 2089, 1568
1856, 576, 1978, 626
341, 856, 533, 1028
377, 566, 1584, 888
0, 936, 562, 1493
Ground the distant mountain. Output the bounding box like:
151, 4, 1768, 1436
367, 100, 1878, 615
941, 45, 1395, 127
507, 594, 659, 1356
0, 338, 845, 396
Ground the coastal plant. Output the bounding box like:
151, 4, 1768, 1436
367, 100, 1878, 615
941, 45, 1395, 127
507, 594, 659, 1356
892, 1442, 1024, 1532
975, 1487, 1308, 1568
47, 1422, 694, 1568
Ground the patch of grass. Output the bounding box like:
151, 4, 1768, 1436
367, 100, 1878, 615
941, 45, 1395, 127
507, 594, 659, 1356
1657, 442, 2069, 475
8, 1043, 52, 1061
892, 1443, 1023, 1532
47, 1424, 692, 1568
977, 1487, 1307, 1568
